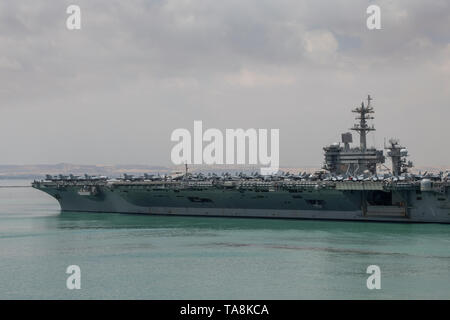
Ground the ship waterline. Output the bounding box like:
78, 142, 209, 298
32, 179, 450, 223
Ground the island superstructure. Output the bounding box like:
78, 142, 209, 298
323, 95, 385, 175
32, 96, 450, 223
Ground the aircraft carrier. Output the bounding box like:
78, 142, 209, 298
32, 96, 450, 223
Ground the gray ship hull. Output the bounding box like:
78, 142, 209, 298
33, 181, 450, 223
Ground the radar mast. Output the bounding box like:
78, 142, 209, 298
385, 139, 413, 176
350, 95, 375, 151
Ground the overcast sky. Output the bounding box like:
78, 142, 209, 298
0, 0, 449, 167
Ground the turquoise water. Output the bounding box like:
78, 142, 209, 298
0, 180, 449, 299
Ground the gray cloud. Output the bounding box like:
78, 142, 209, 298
0, 0, 449, 167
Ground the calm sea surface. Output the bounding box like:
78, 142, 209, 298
0, 179, 449, 299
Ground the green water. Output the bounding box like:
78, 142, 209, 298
0, 180, 449, 299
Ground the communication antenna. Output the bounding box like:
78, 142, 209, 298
350, 94, 375, 151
